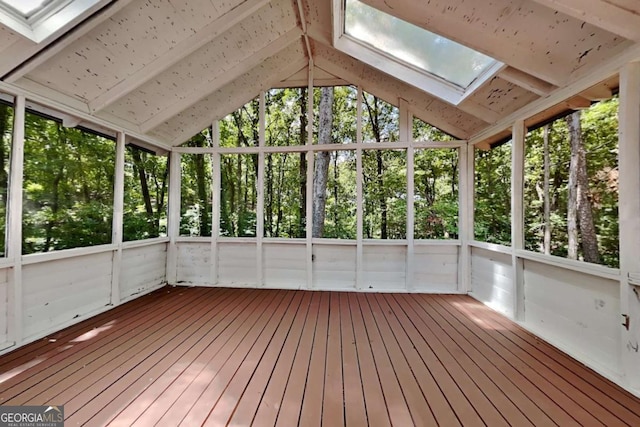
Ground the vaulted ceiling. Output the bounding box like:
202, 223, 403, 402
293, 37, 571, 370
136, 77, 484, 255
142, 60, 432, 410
0, 0, 637, 148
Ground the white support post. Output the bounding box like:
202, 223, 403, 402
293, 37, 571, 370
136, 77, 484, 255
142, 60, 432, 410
211, 121, 221, 286
511, 120, 526, 321
356, 86, 364, 290
7, 95, 25, 345
618, 61, 640, 392
306, 62, 314, 289
257, 92, 265, 287
110, 131, 125, 305
166, 151, 181, 284
400, 99, 413, 291
458, 142, 473, 293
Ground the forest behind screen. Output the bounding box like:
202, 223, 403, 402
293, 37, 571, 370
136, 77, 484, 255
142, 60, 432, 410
0, 89, 620, 268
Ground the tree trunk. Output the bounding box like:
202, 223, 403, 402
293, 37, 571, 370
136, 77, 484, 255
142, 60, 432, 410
156, 156, 169, 233
299, 88, 307, 236
543, 125, 551, 255
266, 154, 273, 236
0, 105, 9, 216
132, 149, 154, 217
377, 150, 388, 239
312, 87, 334, 237
567, 118, 579, 260
566, 111, 600, 263
195, 154, 209, 236
363, 95, 387, 238
333, 152, 339, 230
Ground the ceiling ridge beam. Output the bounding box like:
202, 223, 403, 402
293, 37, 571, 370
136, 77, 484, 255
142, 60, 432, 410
529, 0, 640, 42
3, 0, 137, 81
87, 0, 270, 114
168, 57, 309, 146
141, 29, 303, 133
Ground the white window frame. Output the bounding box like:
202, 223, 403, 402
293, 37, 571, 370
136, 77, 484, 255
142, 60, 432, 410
0, 0, 109, 43
331, 0, 504, 105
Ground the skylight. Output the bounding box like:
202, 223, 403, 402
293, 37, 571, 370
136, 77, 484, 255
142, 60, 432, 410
1, 0, 50, 18
0, 0, 108, 43
333, 0, 503, 105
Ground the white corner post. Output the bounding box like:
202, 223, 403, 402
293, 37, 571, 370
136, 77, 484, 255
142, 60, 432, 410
356, 86, 364, 290
257, 92, 265, 288
110, 131, 126, 305
458, 142, 474, 293
166, 150, 181, 284
211, 120, 221, 286
306, 61, 314, 289
7, 95, 25, 345
399, 99, 413, 291
618, 61, 640, 393
511, 120, 526, 321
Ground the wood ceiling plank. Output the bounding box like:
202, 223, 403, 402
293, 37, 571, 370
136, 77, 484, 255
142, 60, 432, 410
88, 0, 270, 113
529, 0, 640, 42
1, 0, 134, 80
139, 28, 303, 133
150, 43, 308, 144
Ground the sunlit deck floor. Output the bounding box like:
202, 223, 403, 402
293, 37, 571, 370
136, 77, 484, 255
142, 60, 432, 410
1, 287, 640, 426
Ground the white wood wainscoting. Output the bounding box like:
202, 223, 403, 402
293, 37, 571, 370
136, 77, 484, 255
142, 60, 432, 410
174, 239, 460, 293
0, 268, 9, 350
469, 241, 623, 387
0, 239, 168, 356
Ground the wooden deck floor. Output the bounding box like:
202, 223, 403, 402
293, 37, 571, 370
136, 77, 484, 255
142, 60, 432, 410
1, 287, 640, 426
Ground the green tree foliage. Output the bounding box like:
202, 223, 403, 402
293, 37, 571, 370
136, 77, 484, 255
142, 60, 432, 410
264, 153, 304, 237
180, 127, 213, 236
363, 149, 407, 239
123, 146, 168, 241
524, 98, 619, 267
474, 142, 512, 245
23, 111, 114, 254
414, 149, 459, 239
220, 153, 257, 237
320, 151, 357, 239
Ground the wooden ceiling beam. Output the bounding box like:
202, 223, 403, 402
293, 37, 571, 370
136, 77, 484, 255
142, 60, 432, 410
580, 83, 614, 101
2, 0, 137, 81
499, 67, 557, 97
141, 30, 303, 133
87, 0, 270, 114
564, 95, 592, 110
529, 0, 640, 42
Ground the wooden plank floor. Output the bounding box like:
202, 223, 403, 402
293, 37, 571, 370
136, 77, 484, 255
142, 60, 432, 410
1, 287, 640, 426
